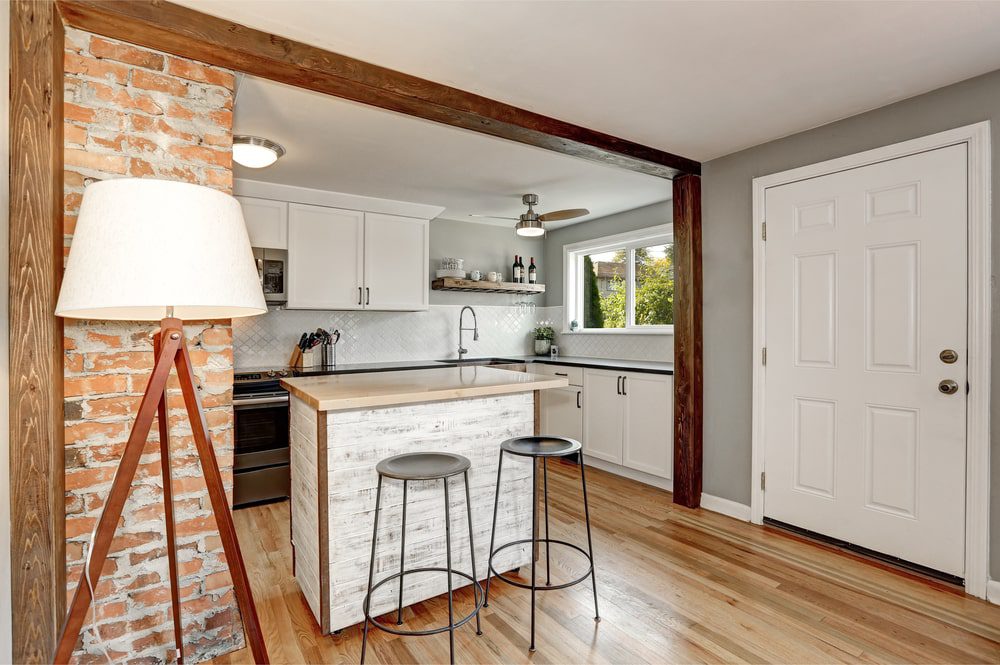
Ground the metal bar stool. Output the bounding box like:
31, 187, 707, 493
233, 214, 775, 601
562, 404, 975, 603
361, 452, 484, 665
483, 436, 599, 652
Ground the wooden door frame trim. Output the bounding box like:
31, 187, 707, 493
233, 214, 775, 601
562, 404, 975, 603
9, 0, 704, 659
750, 121, 991, 598
55, 0, 699, 180
9, 2, 67, 663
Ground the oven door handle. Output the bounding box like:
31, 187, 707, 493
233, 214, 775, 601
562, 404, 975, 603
234, 394, 289, 406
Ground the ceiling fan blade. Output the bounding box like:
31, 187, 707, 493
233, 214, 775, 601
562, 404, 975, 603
538, 208, 590, 222
469, 214, 519, 221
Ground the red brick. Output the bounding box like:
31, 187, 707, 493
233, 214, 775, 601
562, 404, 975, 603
89, 132, 125, 151
167, 144, 230, 168
86, 351, 155, 372
203, 570, 232, 592
65, 353, 84, 373
65, 421, 127, 444
65, 466, 115, 491
85, 330, 124, 348
89, 82, 164, 116
64, 169, 86, 187
64, 148, 127, 175
90, 37, 165, 70
84, 395, 142, 418
64, 52, 129, 84
132, 69, 188, 96
64, 123, 87, 146
65, 515, 97, 539
65, 374, 129, 398
166, 57, 235, 88
64, 102, 97, 123
129, 158, 156, 178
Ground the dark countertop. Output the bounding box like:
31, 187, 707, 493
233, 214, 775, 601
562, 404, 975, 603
274, 355, 673, 377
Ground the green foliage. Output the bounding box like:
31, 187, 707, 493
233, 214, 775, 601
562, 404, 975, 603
583, 255, 604, 328
533, 324, 555, 340
599, 276, 626, 327
592, 245, 673, 328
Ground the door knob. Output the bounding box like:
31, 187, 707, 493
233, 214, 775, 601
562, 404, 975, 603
939, 349, 959, 364
938, 379, 959, 395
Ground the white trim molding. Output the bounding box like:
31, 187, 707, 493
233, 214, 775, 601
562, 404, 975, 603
234, 178, 446, 220
750, 122, 991, 599
701, 494, 751, 522
987, 579, 1000, 605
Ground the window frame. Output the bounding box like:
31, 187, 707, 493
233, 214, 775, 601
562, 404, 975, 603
562, 224, 674, 335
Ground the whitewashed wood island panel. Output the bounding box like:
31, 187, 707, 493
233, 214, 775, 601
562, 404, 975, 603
288, 391, 537, 633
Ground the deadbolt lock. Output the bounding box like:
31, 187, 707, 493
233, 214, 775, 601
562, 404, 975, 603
938, 379, 959, 395
939, 349, 959, 364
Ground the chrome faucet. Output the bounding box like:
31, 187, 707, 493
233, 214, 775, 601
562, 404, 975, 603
458, 305, 479, 360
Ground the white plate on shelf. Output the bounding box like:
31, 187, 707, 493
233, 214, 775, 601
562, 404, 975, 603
435, 269, 467, 278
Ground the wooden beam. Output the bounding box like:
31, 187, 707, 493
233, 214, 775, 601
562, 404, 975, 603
671, 175, 703, 508
9, 1, 66, 662
55, 0, 700, 179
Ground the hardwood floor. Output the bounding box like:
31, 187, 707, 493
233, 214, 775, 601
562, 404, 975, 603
211, 461, 1000, 664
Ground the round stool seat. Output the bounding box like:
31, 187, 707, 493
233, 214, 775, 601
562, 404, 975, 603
375, 452, 471, 481
500, 435, 582, 458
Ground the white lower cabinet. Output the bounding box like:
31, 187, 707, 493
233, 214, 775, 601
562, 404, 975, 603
578, 367, 673, 482
540, 385, 583, 444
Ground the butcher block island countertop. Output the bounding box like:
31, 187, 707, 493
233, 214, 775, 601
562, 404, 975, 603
281, 365, 568, 411
281, 366, 567, 634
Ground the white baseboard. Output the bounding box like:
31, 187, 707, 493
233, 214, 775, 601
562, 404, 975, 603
581, 455, 673, 492
700, 493, 752, 521
987, 579, 1000, 605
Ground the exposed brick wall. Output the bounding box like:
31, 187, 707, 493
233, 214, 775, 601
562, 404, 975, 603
62, 28, 243, 663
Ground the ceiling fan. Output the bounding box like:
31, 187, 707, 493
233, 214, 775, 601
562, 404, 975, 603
471, 193, 589, 237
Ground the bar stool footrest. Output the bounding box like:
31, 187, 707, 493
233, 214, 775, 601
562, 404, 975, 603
363, 567, 484, 637
488, 539, 594, 591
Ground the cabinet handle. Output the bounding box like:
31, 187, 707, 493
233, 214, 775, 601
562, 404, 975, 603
616, 376, 622, 395
365, 287, 370, 305
576, 390, 581, 409
357, 287, 362, 306
623, 376, 627, 395
554, 372, 568, 377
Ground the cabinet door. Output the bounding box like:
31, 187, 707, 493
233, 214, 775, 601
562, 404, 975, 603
287, 203, 364, 310
363, 213, 429, 311
582, 369, 624, 464
623, 373, 673, 479
540, 386, 583, 444
236, 196, 287, 249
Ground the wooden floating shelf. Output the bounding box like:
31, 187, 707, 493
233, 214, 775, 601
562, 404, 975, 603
431, 277, 546, 295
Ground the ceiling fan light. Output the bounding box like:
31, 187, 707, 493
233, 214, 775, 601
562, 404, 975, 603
515, 218, 544, 237
233, 135, 285, 168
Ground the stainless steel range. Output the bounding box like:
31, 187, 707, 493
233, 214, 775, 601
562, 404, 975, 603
233, 367, 292, 508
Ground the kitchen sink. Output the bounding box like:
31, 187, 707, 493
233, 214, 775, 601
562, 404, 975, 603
434, 357, 514, 366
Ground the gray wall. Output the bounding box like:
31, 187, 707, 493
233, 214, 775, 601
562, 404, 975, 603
701, 68, 1000, 577
429, 218, 544, 306
543, 201, 673, 307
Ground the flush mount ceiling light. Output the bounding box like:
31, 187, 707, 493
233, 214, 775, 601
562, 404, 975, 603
233, 135, 285, 168
515, 215, 545, 237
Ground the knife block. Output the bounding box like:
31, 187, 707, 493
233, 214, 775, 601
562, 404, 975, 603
289, 346, 320, 369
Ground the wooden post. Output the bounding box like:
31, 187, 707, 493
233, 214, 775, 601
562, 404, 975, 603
9, 2, 66, 662
672, 175, 703, 508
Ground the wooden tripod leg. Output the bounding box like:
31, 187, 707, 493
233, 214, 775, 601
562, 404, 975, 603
55, 329, 183, 664
174, 339, 269, 664
154, 333, 185, 665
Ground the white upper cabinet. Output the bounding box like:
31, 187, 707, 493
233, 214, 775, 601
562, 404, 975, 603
622, 373, 672, 479
363, 213, 429, 311
582, 369, 625, 464
236, 196, 288, 249
287, 203, 364, 310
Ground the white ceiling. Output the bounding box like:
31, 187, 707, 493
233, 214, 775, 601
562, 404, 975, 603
232, 75, 671, 226
178, 0, 1000, 161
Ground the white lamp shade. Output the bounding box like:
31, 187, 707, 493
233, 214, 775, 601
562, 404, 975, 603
56, 178, 267, 321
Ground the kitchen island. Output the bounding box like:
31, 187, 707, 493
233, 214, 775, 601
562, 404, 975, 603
281, 366, 568, 633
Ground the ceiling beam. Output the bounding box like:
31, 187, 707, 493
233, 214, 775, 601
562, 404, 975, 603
56, 0, 700, 179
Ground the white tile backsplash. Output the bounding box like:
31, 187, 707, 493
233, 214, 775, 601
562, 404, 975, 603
233, 304, 671, 368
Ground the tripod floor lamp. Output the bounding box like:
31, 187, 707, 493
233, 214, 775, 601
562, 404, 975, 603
54, 178, 270, 664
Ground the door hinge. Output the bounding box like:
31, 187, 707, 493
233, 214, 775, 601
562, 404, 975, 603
760, 472, 766, 491
761, 221, 767, 241
761, 347, 767, 365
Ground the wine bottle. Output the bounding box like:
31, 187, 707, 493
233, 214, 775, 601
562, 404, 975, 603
528, 257, 537, 284
512, 254, 521, 283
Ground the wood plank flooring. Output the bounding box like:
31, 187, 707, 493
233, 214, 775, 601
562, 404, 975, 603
211, 461, 1000, 664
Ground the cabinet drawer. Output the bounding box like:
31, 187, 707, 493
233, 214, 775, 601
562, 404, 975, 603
532, 363, 583, 386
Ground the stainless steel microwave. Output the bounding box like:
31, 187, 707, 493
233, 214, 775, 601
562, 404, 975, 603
252, 247, 287, 304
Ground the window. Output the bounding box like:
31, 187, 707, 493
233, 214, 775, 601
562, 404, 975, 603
563, 225, 673, 333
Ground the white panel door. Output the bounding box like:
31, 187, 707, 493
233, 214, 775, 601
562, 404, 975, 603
540, 385, 584, 444
582, 369, 624, 464
763, 144, 967, 576
236, 196, 288, 249
287, 203, 364, 310
623, 373, 672, 479
363, 213, 429, 311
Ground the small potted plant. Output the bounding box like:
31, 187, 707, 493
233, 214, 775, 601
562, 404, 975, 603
533, 321, 555, 356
